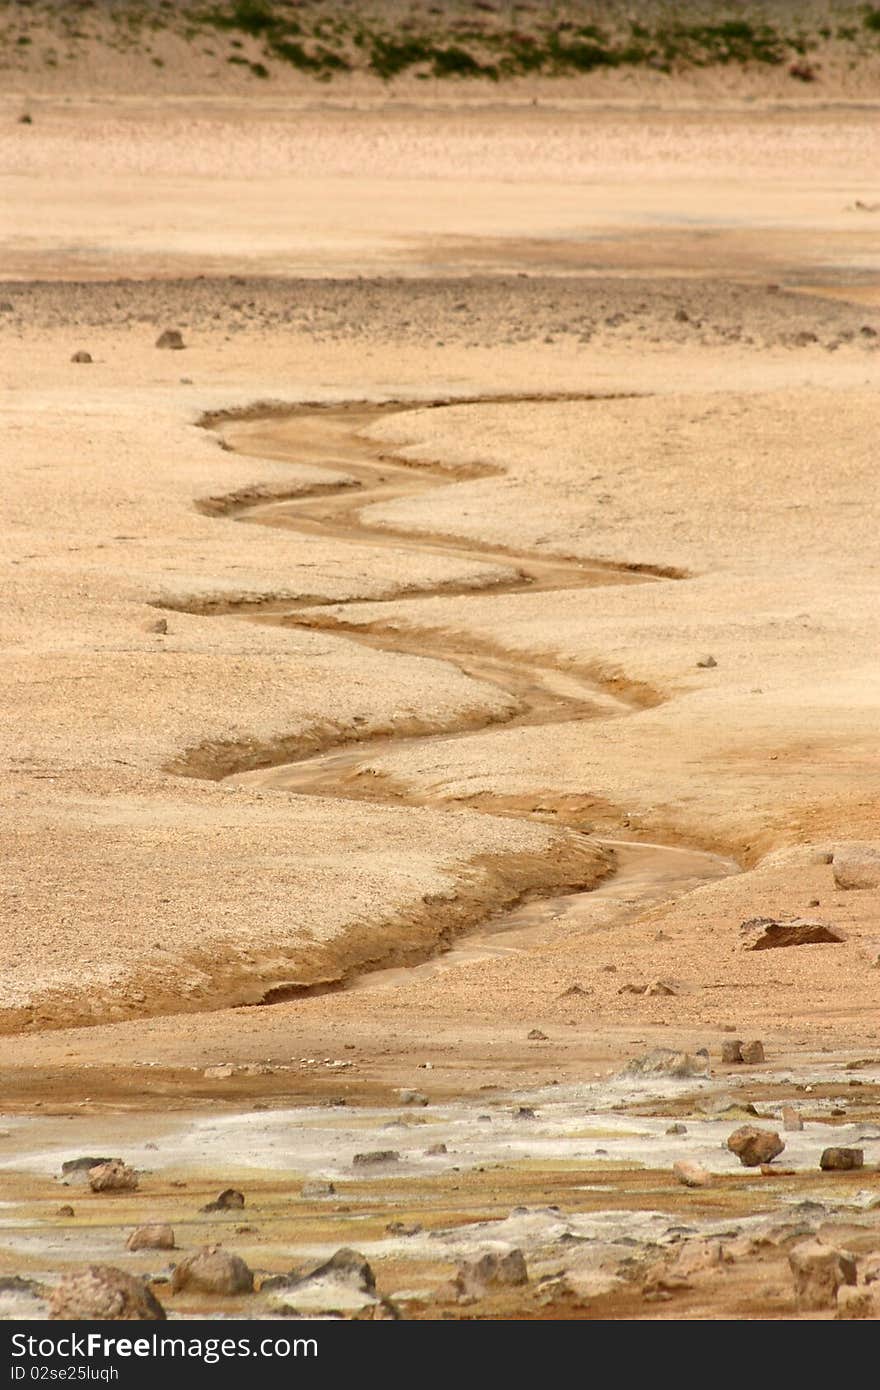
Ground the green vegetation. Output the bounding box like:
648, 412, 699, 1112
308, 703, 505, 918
3, 3, 880, 83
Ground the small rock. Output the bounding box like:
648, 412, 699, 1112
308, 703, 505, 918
201, 1187, 245, 1212
647, 978, 683, 996
385, 1221, 421, 1237
527, 1029, 548, 1041
452, 1249, 528, 1298
557, 983, 591, 997
70, 350, 92, 364
425, 1142, 448, 1155
836, 1284, 879, 1319
746, 918, 846, 950
126, 1225, 175, 1252
820, 1147, 863, 1172
296, 1248, 375, 1293
88, 1161, 138, 1194
300, 1180, 335, 1199
741, 1040, 765, 1064
666, 1122, 688, 1135
832, 846, 880, 890
18, 114, 32, 125
56, 1205, 75, 1217
203, 1064, 234, 1080
781, 1105, 804, 1131
155, 329, 185, 350
727, 1125, 785, 1167
515, 1106, 537, 1120
721, 1039, 744, 1064
789, 1240, 856, 1311
170, 1246, 253, 1296
618, 983, 647, 995
398, 1090, 428, 1106
147, 617, 168, 634
623, 1048, 709, 1080
696, 654, 717, 668
673, 1160, 710, 1189
50, 1266, 165, 1321
353, 1150, 399, 1166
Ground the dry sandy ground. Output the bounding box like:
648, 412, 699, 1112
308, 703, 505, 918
1, 90, 879, 1318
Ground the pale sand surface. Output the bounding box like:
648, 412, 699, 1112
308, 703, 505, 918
1, 88, 880, 1318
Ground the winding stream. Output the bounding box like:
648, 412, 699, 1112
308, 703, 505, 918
193, 398, 738, 994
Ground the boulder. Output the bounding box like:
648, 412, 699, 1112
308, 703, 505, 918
746, 918, 845, 950
88, 1161, 138, 1193
126, 1224, 175, 1252
398, 1090, 429, 1106
170, 1246, 253, 1296
789, 1241, 856, 1311
453, 1249, 528, 1298
741, 1040, 765, 1064
781, 1106, 804, 1131
50, 1266, 165, 1321
820, 1147, 863, 1171
673, 1160, 710, 1189
727, 1125, 785, 1167
721, 1039, 743, 1063
836, 1284, 880, 1319
832, 846, 880, 890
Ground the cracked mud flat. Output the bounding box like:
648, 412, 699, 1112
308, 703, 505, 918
3, 80, 880, 1320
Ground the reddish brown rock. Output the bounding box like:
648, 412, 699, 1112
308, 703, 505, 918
126, 1224, 175, 1252
50, 1266, 165, 1321
727, 1125, 785, 1167
88, 1161, 137, 1193
170, 1246, 253, 1296
746, 918, 845, 950
741, 1040, 765, 1064
820, 1147, 864, 1171
673, 1160, 710, 1189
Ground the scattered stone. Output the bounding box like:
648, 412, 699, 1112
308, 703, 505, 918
170, 1246, 253, 1296
300, 1180, 335, 1199
88, 1161, 138, 1194
836, 1284, 880, 1319
527, 1028, 548, 1041
647, 977, 683, 996
353, 1150, 399, 1167
61, 1156, 114, 1176
49, 1266, 165, 1321
745, 917, 846, 950
673, 1160, 710, 1188
264, 1248, 377, 1315
155, 329, 185, 350
201, 1187, 245, 1212
721, 1039, 744, 1063
727, 1125, 785, 1167
126, 1225, 175, 1252
666, 1122, 687, 1135
70, 350, 92, 364
781, 1106, 804, 1132
741, 1040, 765, 1064
696, 654, 717, 668
623, 1048, 709, 1080
398, 1090, 428, 1106
56, 1205, 75, 1218
425, 1143, 447, 1156
820, 1147, 863, 1172
789, 1240, 856, 1311
832, 846, 880, 890
452, 1249, 528, 1299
